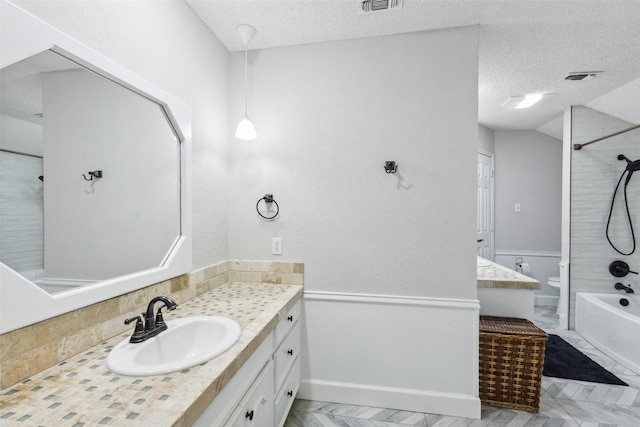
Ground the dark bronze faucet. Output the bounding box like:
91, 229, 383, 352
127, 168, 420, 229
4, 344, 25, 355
124, 296, 178, 343
614, 282, 634, 294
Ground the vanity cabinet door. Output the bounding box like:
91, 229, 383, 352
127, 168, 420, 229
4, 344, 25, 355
222, 407, 244, 427
274, 358, 301, 427
195, 331, 273, 427
225, 360, 274, 427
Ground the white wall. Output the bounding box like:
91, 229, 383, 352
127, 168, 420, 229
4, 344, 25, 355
478, 124, 494, 154
569, 106, 640, 328
587, 76, 640, 126
229, 27, 479, 300
494, 130, 562, 252
14, 0, 231, 269
301, 293, 480, 418
228, 27, 481, 417
0, 114, 43, 156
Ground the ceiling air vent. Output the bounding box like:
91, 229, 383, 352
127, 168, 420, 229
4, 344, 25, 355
564, 72, 601, 81
361, 0, 403, 13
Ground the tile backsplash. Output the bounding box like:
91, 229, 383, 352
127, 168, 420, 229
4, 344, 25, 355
0, 260, 303, 389
229, 260, 304, 285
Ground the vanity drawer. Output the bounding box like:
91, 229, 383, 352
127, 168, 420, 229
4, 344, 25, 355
274, 301, 300, 347
274, 322, 300, 391
274, 358, 301, 427
224, 360, 274, 427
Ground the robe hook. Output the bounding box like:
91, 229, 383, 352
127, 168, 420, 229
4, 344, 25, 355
83, 170, 103, 181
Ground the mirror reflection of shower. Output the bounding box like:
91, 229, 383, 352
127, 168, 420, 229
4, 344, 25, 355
0, 149, 44, 282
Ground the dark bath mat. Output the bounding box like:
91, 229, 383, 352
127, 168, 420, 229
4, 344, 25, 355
543, 334, 627, 386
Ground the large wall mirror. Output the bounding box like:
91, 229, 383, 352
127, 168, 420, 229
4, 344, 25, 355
0, 3, 192, 334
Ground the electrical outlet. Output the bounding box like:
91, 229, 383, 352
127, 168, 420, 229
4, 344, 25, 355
272, 237, 282, 255
514, 203, 521, 213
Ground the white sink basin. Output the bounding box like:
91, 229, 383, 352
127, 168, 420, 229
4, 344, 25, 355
477, 257, 492, 268
107, 316, 241, 376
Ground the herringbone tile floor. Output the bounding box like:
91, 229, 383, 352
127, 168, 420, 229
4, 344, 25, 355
285, 306, 640, 426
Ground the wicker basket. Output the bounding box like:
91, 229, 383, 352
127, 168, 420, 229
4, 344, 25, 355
479, 316, 548, 412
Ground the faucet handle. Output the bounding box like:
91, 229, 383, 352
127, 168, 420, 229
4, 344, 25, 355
124, 315, 145, 343
155, 308, 167, 328
124, 315, 142, 326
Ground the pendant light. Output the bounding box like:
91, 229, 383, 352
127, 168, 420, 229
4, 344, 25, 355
235, 24, 257, 141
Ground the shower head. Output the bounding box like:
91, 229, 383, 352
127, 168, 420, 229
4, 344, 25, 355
617, 154, 640, 174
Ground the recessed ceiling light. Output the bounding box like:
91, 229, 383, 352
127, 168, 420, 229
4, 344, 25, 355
515, 93, 543, 109
501, 93, 556, 109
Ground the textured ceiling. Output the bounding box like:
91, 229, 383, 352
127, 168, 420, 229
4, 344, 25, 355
187, 0, 640, 139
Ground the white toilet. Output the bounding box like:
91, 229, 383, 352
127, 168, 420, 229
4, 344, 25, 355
548, 276, 563, 315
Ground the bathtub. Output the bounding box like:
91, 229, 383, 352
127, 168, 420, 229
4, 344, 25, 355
18, 268, 89, 293
18, 268, 45, 283
576, 292, 640, 374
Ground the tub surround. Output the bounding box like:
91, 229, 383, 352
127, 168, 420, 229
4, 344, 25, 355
477, 257, 540, 320
477, 257, 541, 290
0, 260, 304, 390
0, 281, 303, 426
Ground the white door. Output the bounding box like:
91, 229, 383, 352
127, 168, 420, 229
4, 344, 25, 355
477, 152, 494, 259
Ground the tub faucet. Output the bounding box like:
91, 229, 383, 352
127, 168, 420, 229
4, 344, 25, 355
124, 296, 178, 343
614, 282, 634, 294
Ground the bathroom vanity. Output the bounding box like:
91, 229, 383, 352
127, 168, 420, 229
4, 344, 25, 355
0, 282, 302, 426
476, 257, 540, 320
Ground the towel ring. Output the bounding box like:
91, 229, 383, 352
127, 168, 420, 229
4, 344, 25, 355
256, 194, 279, 220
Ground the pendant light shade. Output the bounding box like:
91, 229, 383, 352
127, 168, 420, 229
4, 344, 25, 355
236, 24, 257, 141
235, 115, 257, 140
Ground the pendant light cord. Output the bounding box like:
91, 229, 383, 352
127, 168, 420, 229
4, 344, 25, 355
244, 48, 248, 116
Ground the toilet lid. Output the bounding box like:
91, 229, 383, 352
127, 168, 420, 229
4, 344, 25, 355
548, 276, 560, 283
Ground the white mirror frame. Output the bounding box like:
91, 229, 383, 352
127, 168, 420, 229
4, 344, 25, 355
0, 2, 192, 334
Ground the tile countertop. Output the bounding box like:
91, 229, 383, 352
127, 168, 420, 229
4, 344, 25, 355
477, 257, 541, 290
0, 282, 303, 427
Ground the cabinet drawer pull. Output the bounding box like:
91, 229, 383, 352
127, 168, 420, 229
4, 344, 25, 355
287, 390, 293, 397
246, 410, 254, 421
287, 315, 293, 322
287, 349, 293, 356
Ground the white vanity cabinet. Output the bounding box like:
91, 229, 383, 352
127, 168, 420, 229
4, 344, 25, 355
194, 301, 301, 427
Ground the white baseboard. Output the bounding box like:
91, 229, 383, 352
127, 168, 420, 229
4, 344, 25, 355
298, 379, 481, 419
535, 295, 559, 307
